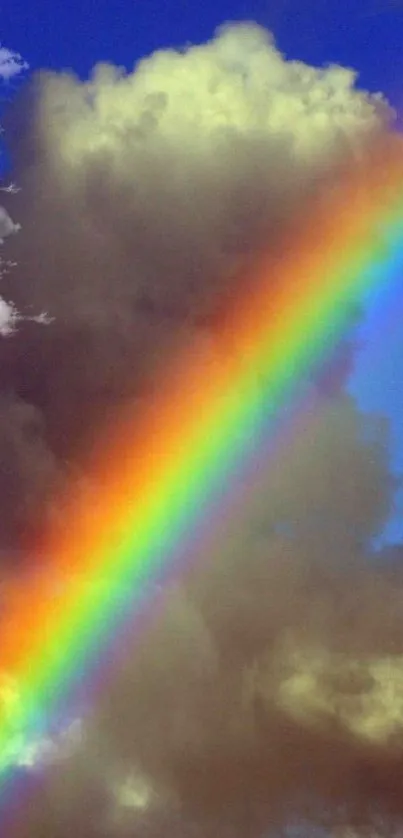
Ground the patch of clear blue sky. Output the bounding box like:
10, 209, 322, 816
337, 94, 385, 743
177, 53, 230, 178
1, 0, 403, 545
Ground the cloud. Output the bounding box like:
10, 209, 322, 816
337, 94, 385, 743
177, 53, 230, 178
0, 41, 28, 336
0, 20, 401, 838
0, 45, 29, 83
0, 200, 22, 335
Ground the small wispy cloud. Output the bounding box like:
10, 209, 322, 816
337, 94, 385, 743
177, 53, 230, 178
0, 43, 29, 334
0, 45, 29, 82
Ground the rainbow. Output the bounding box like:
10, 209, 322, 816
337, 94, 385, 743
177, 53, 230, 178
1, 133, 403, 805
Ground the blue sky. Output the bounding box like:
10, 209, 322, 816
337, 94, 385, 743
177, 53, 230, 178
1, 0, 403, 545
